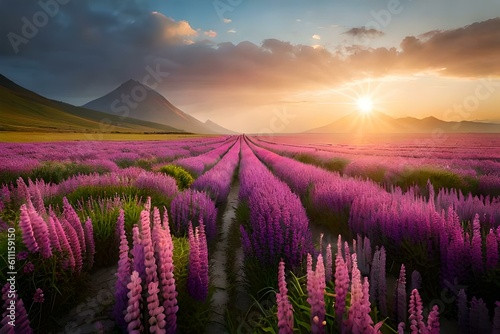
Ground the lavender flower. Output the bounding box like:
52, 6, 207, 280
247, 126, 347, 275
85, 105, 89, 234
19, 204, 39, 253
83, 218, 95, 269
334, 236, 349, 330
307, 254, 326, 334
154, 221, 178, 333
469, 297, 491, 333
23, 262, 34, 274
27, 202, 52, 258
325, 243, 332, 283
140, 210, 158, 286
63, 197, 86, 255
276, 260, 293, 334
16, 251, 29, 261
124, 271, 143, 333
147, 281, 166, 333
394, 264, 407, 325
33, 288, 44, 303
427, 305, 440, 334
113, 211, 131, 330
409, 289, 426, 333
131, 225, 145, 282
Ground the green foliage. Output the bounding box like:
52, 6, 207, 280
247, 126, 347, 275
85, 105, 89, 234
293, 153, 349, 174
75, 195, 144, 267
393, 167, 474, 195
0, 161, 110, 185
159, 165, 195, 190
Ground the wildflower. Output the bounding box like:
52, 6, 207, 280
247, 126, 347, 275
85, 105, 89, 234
23, 262, 35, 274
16, 251, 29, 261
33, 288, 44, 303
276, 260, 293, 334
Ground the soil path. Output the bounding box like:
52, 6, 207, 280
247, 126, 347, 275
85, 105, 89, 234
206, 184, 240, 333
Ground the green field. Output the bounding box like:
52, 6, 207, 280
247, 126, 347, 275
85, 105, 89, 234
0, 131, 214, 142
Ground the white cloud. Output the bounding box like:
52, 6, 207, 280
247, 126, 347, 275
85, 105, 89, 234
312, 34, 321, 40
223, 18, 232, 24
227, 29, 236, 34
204, 30, 217, 38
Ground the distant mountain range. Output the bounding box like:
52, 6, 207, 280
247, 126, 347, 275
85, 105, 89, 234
306, 111, 500, 134
0, 75, 184, 133
0, 75, 236, 134
83, 80, 236, 134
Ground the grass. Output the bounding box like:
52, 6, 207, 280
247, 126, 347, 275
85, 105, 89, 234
159, 165, 195, 190
0, 131, 212, 142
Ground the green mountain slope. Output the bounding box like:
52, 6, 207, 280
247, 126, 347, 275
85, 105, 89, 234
0, 75, 184, 133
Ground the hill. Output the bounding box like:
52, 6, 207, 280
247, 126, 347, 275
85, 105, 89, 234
83, 80, 227, 134
306, 111, 500, 134
0, 75, 184, 134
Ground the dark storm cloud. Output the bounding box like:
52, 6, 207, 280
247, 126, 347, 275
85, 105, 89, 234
343, 27, 385, 38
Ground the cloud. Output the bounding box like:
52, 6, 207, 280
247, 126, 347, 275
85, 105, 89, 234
343, 27, 384, 38
227, 29, 237, 33
0, 1, 498, 115
223, 18, 232, 24
204, 30, 217, 38
312, 34, 321, 40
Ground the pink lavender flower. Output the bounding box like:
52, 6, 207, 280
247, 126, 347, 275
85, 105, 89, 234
131, 225, 145, 282
51, 213, 75, 270
140, 210, 158, 286
61, 217, 83, 272
23, 262, 34, 274
325, 243, 332, 283
63, 197, 86, 255
147, 281, 166, 333
154, 222, 178, 333
46, 216, 62, 253
307, 254, 326, 334
84, 218, 95, 269
124, 271, 143, 333
346, 254, 373, 333
427, 305, 440, 334
378, 246, 387, 316
27, 201, 52, 258
409, 289, 426, 333
33, 288, 44, 303
334, 236, 349, 330
276, 260, 293, 334
19, 204, 39, 253
16, 251, 29, 261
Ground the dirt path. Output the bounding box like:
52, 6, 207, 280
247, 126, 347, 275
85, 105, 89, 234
206, 184, 240, 333
53, 265, 117, 334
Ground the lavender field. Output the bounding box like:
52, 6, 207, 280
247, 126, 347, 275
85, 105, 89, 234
0, 133, 499, 333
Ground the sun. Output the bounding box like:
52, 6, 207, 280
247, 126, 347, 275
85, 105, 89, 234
356, 97, 373, 114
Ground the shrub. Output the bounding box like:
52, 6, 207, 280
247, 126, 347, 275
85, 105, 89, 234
159, 165, 194, 190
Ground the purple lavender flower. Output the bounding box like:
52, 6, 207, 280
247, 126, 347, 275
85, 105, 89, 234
23, 262, 34, 274
427, 305, 440, 334
1, 283, 33, 333
113, 211, 131, 330
33, 288, 44, 303
16, 251, 29, 261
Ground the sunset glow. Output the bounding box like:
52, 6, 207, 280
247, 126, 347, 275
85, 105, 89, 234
356, 97, 373, 115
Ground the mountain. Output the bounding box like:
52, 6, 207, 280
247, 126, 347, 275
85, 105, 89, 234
306, 111, 500, 134
203, 119, 239, 134
0, 74, 184, 133
83, 80, 227, 134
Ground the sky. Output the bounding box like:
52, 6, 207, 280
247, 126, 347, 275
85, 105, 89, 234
0, 0, 499, 133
